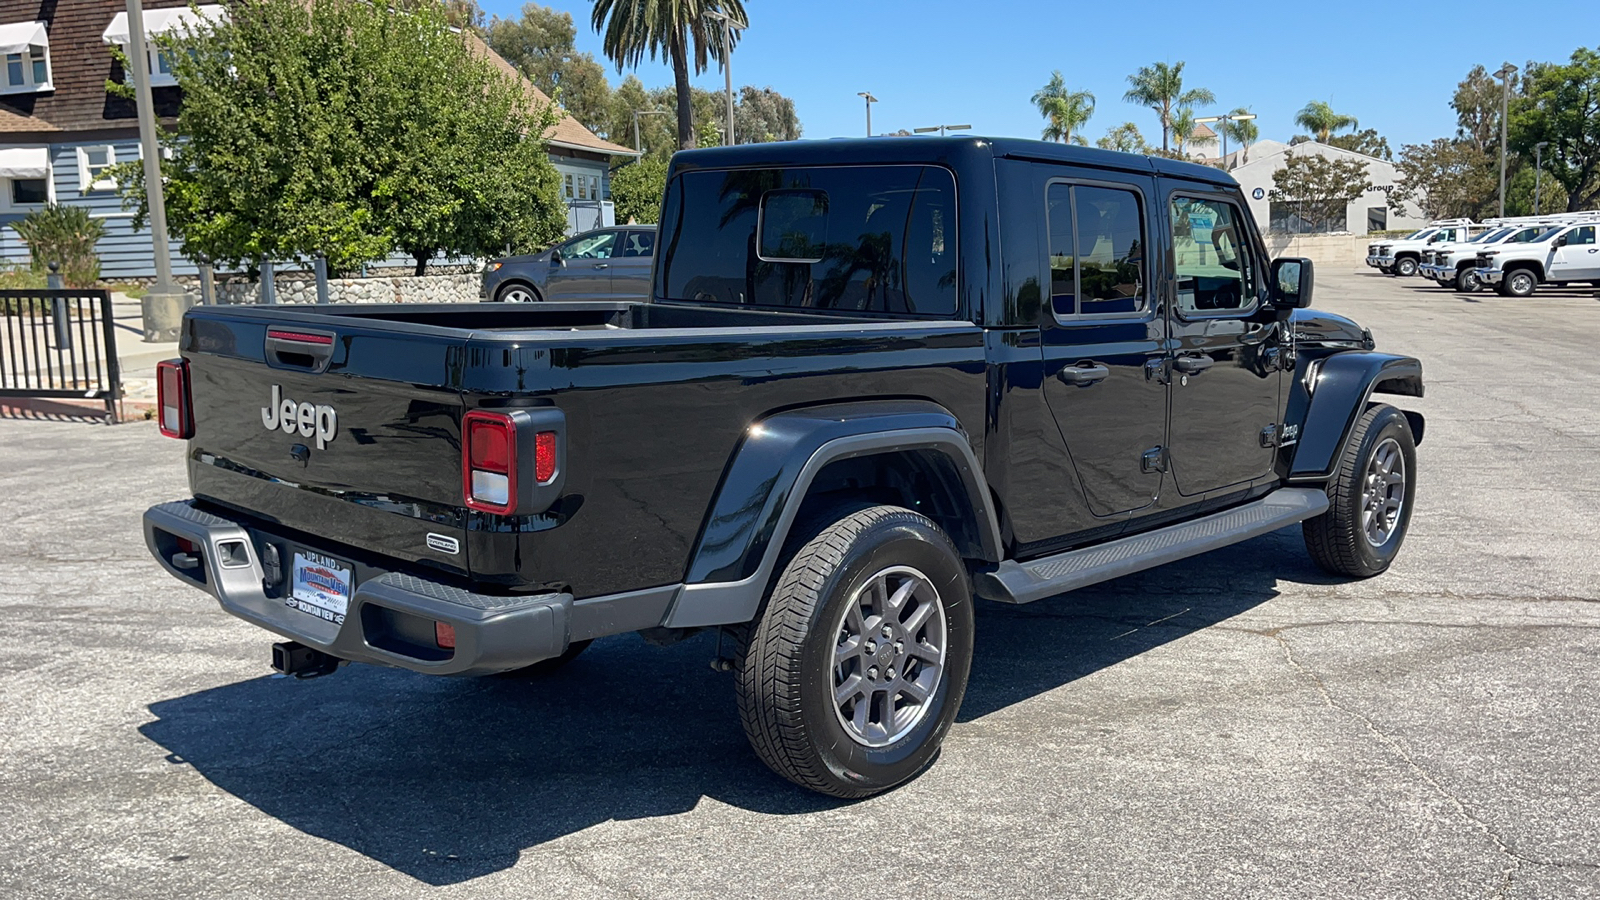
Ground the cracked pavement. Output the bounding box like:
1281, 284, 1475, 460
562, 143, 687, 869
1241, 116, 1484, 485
2, 271, 1598, 899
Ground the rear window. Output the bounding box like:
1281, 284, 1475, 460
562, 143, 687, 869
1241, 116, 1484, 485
655, 165, 957, 316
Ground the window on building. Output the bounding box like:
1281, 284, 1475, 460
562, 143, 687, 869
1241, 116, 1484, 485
590, 175, 600, 201
657, 164, 958, 316
78, 145, 117, 191
11, 177, 47, 205
1171, 195, 1256, 313
1268, 201, 1347, 235
563, 174, 573, 200
1, 43, 50, 93
577, 176, 587, 200
1047, 182, 1147, 318
1367, 207, 1387, 233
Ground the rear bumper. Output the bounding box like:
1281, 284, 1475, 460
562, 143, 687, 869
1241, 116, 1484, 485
144, 500, 572, 675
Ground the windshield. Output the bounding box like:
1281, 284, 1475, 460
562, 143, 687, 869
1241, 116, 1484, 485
1474, 228, 1512, 243
1532, 226, 1564, 242
1404, 229, 1433, 241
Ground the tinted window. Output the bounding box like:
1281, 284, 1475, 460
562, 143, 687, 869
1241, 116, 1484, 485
656, 165, 957, 316
1171, 196, 1256, 313
621, 230, 654, 257
1568, 226, 1596, 246
1047, 182, 1146, 317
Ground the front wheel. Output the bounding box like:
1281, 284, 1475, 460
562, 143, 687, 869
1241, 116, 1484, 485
1498, 269, 1538, 297
1454, 268, 1481, 293
735, 506, 974, 798
1394, 257, 1418, 277
1303, 404, 1418, 578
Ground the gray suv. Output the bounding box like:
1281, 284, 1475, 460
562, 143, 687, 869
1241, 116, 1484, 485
481, 225, 656, 302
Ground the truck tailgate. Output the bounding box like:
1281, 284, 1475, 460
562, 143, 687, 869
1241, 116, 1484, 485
183, 311, 469, 576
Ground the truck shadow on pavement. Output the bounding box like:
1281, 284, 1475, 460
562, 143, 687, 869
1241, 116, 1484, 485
140, 527, 1330, 886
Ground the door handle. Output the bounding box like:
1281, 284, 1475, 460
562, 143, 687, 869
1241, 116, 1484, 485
1173, 356, 1214, 375
593, 263, 610, 269
1059, 364, 1110, 386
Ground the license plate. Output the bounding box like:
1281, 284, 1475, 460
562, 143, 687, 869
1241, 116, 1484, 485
289, 551, 352, 625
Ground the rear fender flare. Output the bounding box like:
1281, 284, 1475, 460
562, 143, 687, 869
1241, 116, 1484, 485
1287, 351, 1424, 481
664, 401, 1001, 628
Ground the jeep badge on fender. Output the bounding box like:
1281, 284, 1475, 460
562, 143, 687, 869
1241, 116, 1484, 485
261, 384, 337, 449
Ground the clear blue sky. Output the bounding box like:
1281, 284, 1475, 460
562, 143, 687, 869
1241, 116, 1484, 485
478, 0, 1588, 149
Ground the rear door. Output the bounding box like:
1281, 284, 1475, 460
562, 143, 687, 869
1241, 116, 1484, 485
545, 230, 619, 299
1038, 168, 1169, 521
609, 229, 656, 299
1160, 182, 1283, 499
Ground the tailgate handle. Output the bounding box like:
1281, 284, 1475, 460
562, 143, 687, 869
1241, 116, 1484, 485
265, 328, 336, 373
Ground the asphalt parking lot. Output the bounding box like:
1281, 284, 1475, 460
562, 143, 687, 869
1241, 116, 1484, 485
2, 270, 1598, 899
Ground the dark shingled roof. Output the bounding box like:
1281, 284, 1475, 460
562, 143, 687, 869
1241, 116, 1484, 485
0, 0, 188, 136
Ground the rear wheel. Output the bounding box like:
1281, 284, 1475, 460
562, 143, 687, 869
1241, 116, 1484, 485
1498, 268, 1538, 297
1454, 268, 1481, 293
495, 282, 541, 303
1303, 404, 1417, 578
1395, 257, 1418, 277
735, 505, 974, 798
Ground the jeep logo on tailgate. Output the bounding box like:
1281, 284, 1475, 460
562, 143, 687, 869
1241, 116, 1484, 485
261, 384, 338, 449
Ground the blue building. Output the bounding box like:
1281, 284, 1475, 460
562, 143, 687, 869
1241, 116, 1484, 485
0, 0, 636, 280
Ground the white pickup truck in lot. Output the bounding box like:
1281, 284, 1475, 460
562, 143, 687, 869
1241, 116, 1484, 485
1419, 217, 1571, 292
1475, 219, 1600, 297
1366, 219, 1481, 276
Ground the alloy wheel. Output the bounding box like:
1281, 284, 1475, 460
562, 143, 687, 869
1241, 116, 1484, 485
1361, 437, 1406, 547
831, 565, 947, 747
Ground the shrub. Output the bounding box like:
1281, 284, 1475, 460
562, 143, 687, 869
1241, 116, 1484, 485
8, 204, 106, 287
610, 157, 669, 226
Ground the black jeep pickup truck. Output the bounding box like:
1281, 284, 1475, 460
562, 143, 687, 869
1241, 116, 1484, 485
145, 137, 1424, 798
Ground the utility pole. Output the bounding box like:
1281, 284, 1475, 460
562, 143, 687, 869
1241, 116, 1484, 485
857, 92, 877, 137
1495, 62, 1517, 217
126, 0, 185, 342
632, 108, 669, 154
1533, 141, 1548, 214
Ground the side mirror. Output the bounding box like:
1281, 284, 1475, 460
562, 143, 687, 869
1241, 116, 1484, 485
1270, 257, 1314, 309
550, 249, 566, 267
1554, 235, 1569, 248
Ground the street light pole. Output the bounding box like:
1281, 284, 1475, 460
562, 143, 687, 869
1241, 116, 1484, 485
126, 0, 184, 342
1194, 112, 1256, 169
857, 92, 877, 137
632, 108, 669, 154
706, 10, 742, 146
1533, 141, 1548, 213
913, 125, 972, 137
1495, 62, 1517, 217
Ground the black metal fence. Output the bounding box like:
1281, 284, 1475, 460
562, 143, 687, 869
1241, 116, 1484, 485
0, 289, 122, 422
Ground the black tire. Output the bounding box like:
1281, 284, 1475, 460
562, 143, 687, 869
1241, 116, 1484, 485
1453, 268, 1481, 293
1378, 265, 1394, 275
1303, 404, 1417, 578
495, 281, 542, 303
735, 505, 974, 798
1394, 257, 1418, 277
1499, 268, 1538, 298
495, 639, 592, 678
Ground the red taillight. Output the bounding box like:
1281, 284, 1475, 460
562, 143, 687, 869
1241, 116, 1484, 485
435, 621, 456, 650
156, 359, 193, 439
266, 329, 334, 345
462, 410, 517, 514
534, 431, 557, 484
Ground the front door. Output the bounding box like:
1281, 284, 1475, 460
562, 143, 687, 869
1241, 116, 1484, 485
545, 230, 619, 300
1039, 173, 1168, 521
1161, 185, 1283, 498
1551, 225, 1600, 282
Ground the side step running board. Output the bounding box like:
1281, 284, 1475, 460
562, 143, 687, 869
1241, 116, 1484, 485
975, 487, 1329, 604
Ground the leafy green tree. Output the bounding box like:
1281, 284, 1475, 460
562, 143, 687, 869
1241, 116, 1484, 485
611, 156, 670, 224
1096, 122, 1149, 154
113, 0, 566, 274
1268, 150, 1372, 233
734, 86, 802, 144
1171, 107, 1197, 154
1328, 128, 1392, 160
1123, 61, 1214, 153
1293, 100, 1359, 143
591, 0, 746, 151
486, 3, 613, 136
1388, 139, 1496, 220
1509, 46, 1600, 211
1217, 107, 1258, 167
1452, 64, 1508, 153
1031, 71, 1094, 144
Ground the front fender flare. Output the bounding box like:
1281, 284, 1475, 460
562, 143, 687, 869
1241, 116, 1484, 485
1288, 351, 1424, 481
664, 401, 1000, 628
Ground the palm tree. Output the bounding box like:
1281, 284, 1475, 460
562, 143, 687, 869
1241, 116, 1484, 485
1031, 71, 1095, 144
591, 0, 747, 151
1294, 100, 1358, 144
1122, 61, 1215, 153
1217, 106, 1259, 167
1171, 107, 1197, 155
